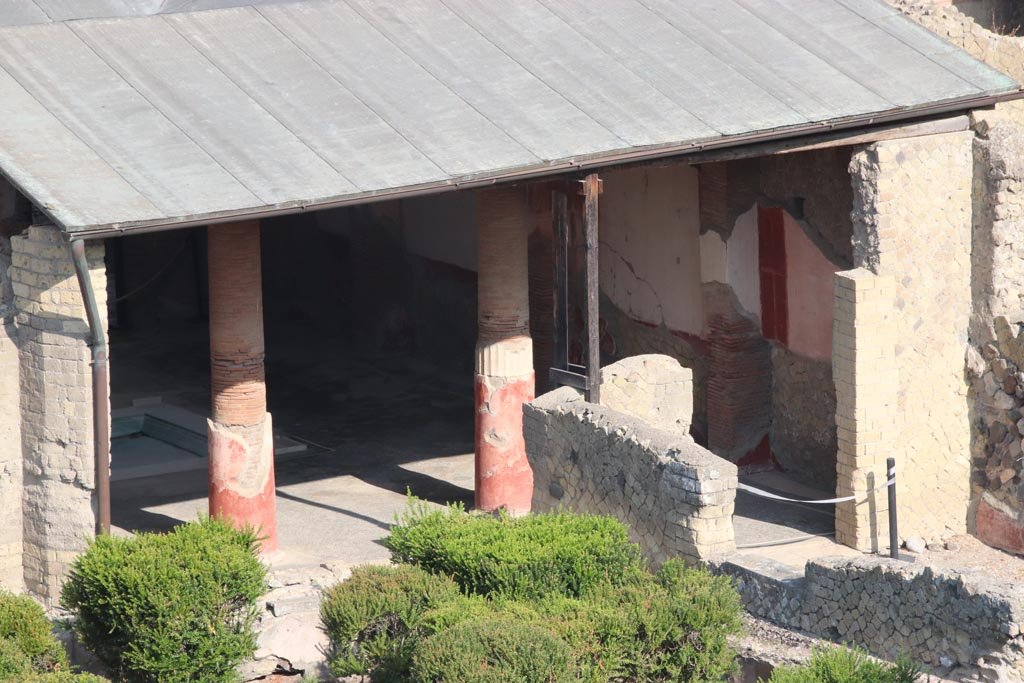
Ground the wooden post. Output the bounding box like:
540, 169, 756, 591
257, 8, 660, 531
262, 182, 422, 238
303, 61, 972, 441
551, 190, 568, 376
580, 174, 602, 403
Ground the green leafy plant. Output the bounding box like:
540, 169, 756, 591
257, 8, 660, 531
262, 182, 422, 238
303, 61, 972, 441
0, 637, 34, 680
319, 564, 461, 681
385, 500, 646, 599
22, 674, 112, 683
0, 591, 69, 674
324, 503, 743, 682
410, 617, 575, 683
768, 646, 920, 683
61, 518, 267, 683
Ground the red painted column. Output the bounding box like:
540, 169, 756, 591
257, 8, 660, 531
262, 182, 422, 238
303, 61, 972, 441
207, 220, 277, 551
475, 186, 535, 513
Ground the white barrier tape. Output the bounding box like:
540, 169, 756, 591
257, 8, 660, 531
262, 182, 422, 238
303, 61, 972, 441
738, 472, 896, 505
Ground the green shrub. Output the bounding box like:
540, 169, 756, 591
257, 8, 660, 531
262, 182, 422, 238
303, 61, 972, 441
417, 562, 742, 683
385, 500, 645, 599
0, 637, 34, 680
0, 591, 68, 674
768, 646, 920, 683
23, 673, 111, 683
61, 518, 267, 683
320, 564, 461, 680
410, 617, 575, 683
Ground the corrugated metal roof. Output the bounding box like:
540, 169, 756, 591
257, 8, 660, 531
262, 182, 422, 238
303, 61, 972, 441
0, 0, 1017, 236
0, 0, 306, 26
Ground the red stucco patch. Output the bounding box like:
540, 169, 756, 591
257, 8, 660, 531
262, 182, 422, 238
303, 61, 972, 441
976, 497, 1024, 556
474, 374, 535, 514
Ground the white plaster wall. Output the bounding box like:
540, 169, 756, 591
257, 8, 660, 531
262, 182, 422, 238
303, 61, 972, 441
599, 165, 703, 335
700, 204, 761, 322
401, 192, 478, 272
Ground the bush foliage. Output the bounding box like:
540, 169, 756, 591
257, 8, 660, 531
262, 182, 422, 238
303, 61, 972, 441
320, 564, 461, 680
0, 591, 108, 683
768, 647, 920, 683
384, 500, 645, 599
0, 591, 68, 674
61, 518, 267, 683
324, 500, 744, 682
410, 617, 574, 683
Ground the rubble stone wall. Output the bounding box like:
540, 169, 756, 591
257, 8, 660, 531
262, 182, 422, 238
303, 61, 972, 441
713, 554, 1024, 681
890, 0, 1024, 82
524, 355, 736, 565
10, 225, 105, 602
848, 131, 974, 545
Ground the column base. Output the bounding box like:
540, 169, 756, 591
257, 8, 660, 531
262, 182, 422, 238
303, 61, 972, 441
208, 413, 278, 552
474, 372, 535, 514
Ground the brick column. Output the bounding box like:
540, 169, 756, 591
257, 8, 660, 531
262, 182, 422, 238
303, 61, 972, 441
475, 186, 534, 513
833, 269, 898, 551
10, 225, 105, 602
207, 221, 277, 551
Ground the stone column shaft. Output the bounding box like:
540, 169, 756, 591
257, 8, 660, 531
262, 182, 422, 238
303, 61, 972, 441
207, 221, 277, 551
475, 186, 535, 513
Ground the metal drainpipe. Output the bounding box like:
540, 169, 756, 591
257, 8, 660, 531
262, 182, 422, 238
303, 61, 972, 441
70, 239, 110, 536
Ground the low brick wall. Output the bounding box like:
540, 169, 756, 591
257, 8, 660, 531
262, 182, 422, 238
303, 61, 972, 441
713, 555, 1024, 681
524, 355, 737, 564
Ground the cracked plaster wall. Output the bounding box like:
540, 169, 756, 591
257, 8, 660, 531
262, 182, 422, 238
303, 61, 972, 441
698, 151, 850, 488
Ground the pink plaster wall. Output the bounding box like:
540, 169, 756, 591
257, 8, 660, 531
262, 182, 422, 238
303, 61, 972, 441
783, 214, 834, 361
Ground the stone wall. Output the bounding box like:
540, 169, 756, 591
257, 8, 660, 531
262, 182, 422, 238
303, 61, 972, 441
847, 131, 974, 546
890, 0, 1024, 82
893, 0, 1024, 555
0, 229, 21, 590
969, 316, 1024, 554
599, 295, 709, 442
524, 355, 737, 565
10, 225, 105, 602
966, 112, 1024, 554
714, 554, 1024, 681
770, 347, 837, 491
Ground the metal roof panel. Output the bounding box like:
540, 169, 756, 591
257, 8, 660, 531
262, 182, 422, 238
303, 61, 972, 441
0, 0, 1014, 235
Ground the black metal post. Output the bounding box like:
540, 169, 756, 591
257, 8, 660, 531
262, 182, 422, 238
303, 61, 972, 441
887, 457, 898, 560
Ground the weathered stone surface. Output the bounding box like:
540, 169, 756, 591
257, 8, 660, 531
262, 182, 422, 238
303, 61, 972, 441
844, 131, 974, 549
599, 354, 694, 435
10, 225, 105, 603
712, 552, 1024, 681
525, 355, 737, 565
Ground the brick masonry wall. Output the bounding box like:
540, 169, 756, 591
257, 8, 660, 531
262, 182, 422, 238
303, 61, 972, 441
832, 269, 899, 551
10, 225, 105, 602
848, 131, 974, 545
713, 554, 1024, 681
524, 355, 737, 565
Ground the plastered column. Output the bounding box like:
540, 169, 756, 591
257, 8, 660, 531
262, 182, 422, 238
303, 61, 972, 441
475, 186, 534, 513
207, 221, 277, 551
11, 225, 104, 602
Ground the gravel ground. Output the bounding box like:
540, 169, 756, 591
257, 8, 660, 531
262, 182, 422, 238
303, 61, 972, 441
916, 534, 1024, 584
